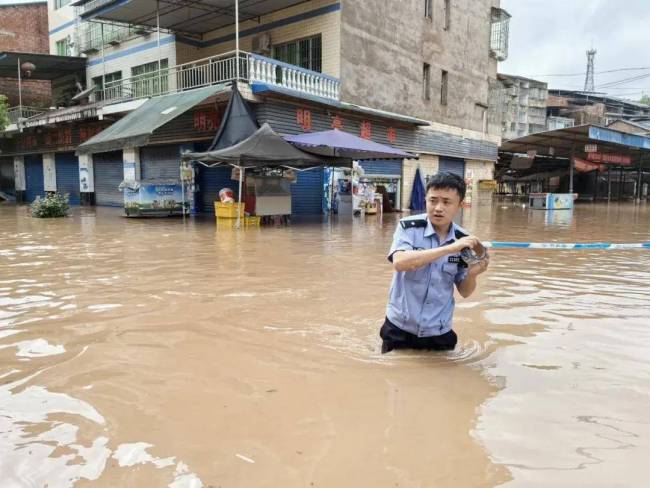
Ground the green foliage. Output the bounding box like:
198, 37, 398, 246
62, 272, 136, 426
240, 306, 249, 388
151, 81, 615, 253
640, 94, 650, 106
0, 95, 9, 130
30, 193, 70, 218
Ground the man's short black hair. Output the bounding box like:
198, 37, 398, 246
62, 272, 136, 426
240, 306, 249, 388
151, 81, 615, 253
426, 172, 466, 201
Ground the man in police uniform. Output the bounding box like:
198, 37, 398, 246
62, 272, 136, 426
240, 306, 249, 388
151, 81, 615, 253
380, 172, 489, 353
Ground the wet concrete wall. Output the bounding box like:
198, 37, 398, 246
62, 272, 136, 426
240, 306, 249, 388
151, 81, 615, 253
340, 0, 499, 135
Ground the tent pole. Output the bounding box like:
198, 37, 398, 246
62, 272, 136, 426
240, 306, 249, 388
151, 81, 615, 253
237, 164, 244, 229
181, 162, 185, 222
235, 0, 240, 80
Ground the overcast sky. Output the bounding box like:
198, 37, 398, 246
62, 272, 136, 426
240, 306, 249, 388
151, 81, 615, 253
499, 0, 650, 100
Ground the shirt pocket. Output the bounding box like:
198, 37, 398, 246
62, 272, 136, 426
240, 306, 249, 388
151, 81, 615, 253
442, 262, 458, 283
404, 264, 430, 283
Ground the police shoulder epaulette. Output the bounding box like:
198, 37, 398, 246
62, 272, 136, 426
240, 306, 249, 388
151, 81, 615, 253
454, 228, 469, 239
400, 218, 427, 229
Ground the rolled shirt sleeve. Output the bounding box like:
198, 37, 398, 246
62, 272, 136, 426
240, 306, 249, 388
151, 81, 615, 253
387, 224, 415, 263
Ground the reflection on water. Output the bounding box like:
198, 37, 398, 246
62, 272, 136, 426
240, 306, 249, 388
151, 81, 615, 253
1, 202, 649, 487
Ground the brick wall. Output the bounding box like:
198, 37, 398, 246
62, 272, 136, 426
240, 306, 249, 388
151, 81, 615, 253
0, 2, 52, 107
0, 3, 49, 52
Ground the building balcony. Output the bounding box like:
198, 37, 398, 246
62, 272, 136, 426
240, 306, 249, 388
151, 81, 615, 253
94, 51, 340, 106
6, 106, 49, 124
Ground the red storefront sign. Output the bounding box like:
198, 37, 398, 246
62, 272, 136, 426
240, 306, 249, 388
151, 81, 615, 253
574, 158, 605, 173
79, 124, 105, 142
193, 108, 222, 133
586, 152, 632, 165
331, 115, 343, 130
360, 121, 372, 139
386, 127, 397, 143
296, 108, 312, 131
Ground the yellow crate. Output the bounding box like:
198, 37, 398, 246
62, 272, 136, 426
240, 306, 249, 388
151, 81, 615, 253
216, 217, 238, 229
214, 202, 245, 218
244, 216, 261, 227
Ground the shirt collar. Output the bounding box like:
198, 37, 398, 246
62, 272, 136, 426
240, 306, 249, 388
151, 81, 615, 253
424, 219, 458, 243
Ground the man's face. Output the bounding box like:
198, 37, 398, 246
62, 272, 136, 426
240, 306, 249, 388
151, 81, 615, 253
426, 186, 462, 228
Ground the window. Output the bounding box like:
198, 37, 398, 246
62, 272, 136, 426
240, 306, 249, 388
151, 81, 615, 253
55, 39, 70, 56
424, 0, 433, 19
131, 59, 169, 98
443, 0, 451, 30
55, 0, 71, 9
441, 70, 448, 105
423, 63, 431, 100
489, 7, 510, 61
92, 71, 122, 101
273, 35, 322, 73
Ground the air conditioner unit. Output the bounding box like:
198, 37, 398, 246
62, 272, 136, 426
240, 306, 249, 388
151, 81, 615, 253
252, 33, 272, 55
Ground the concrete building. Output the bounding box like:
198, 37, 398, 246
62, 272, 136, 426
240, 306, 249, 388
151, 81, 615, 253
547, 90, 650, 127
607, 118, 650, 137
489, 74, 548, 141
0, 1, 51, 112
1, 0, 508, 213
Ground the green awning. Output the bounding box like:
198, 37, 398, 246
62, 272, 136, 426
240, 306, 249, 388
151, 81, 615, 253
76, 84, 229, 155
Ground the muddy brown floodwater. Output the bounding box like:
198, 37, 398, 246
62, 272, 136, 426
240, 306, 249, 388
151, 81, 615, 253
1, 202, 649, 488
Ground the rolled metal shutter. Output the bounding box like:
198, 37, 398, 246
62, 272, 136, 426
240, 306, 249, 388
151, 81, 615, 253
198, 166, 234, 213
24, 154, 45, 202
93, 151, 123, 207
360, 159, 402, 176
140, 145, 181, 180
55, 152, 80, 205
0, 157, 15, 196
291, 168, 323, 215
438, 157, 465, 178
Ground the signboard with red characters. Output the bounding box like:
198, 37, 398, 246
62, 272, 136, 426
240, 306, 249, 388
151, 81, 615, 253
296, 109, 313, 131
586, 152, 632, 165
193, 108, 223, 133
360, 121, 372, 139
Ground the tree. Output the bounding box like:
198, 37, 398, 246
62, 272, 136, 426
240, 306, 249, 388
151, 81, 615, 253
0, 95, 9, 131
640, 94, 650, 106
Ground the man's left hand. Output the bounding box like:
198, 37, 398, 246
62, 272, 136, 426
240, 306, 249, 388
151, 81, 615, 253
467, 256, 489, 277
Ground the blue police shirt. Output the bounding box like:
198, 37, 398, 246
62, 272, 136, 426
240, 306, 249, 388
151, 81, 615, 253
386, 214, 469, 337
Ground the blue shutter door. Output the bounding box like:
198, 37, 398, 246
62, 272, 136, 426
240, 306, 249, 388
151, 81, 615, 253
360, 159, 402, 176
198, 166, 234, 213
291, 168, 323, 215
55, 152, 80, 205
93, 151, 124, 206
141, 145, 181, 179
24, 154, 45, 203
438, 157, 465, 178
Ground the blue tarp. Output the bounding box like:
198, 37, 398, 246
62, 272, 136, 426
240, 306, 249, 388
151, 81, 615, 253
409, 167, 426, 211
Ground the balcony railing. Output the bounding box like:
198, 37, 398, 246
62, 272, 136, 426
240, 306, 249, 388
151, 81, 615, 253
7, 106, 49, 124
94, 51, 341, 105
77, 0, 114, 16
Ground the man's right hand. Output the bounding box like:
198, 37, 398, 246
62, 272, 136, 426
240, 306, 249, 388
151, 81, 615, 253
452, 236, 480, 254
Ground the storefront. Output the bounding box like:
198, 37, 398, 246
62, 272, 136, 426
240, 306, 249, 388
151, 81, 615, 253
0, 157, 15, 197
54, 152, 81, 205
93, 151, 124, 206
24, 154, 45, 203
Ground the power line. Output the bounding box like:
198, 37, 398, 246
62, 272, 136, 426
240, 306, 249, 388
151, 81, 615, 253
531, 66, 650, 77
597, 73, 650, 89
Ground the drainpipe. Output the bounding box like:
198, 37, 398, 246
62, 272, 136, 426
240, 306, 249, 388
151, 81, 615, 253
101, 23, 105, 100
569, 143, 574, 195
17, 56, 22, 124
157, 0, 161, 94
